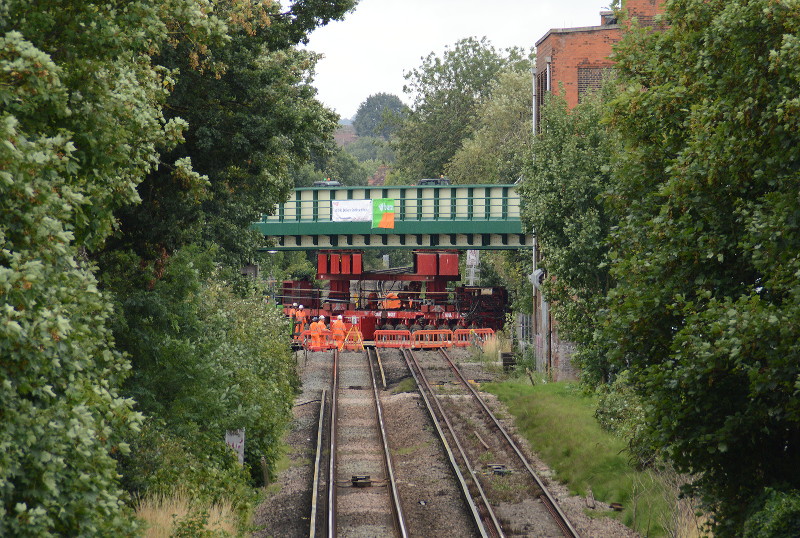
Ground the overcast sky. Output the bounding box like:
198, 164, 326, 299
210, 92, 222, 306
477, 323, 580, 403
302, 0, 614, 119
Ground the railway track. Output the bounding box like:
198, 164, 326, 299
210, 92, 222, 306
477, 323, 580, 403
401, 348, 580, 538
313, 349, 408, 537
307, 347, 579, 537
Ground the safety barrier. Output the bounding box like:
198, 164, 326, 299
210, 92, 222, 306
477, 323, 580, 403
411, 329, 454, 349
453, 328, 496, 347
300, 326, 494, 350
374, 330, 412, 348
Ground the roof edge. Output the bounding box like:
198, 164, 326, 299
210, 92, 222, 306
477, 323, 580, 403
535, 24, 620, 47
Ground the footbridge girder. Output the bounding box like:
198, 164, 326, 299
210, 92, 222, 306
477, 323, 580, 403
253, 183, 531, 251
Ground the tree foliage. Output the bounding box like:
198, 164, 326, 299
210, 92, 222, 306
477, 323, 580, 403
0, 0, 227, 531
352, 92, 407, 139
110, 0, 354, 267
344, 135, 396, 163
393, 37, 527, 181
519, 90, 617, 384
1, 0, 355, 533
447, 65, 533, 184
104, 248, 297, 498
600, 1, 800, 533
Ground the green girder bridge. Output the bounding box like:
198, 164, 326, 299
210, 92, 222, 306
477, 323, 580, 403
253, 183, 531, 251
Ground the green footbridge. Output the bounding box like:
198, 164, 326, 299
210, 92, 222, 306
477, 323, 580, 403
253, 183, 531, 251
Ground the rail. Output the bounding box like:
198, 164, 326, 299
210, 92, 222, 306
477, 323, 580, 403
309, 389, 326, 538
367, 348, 409, 537
400, 348, 498, 537
260, 184, 520, 224
326, 349, 408, 537
437, 349, 580, 538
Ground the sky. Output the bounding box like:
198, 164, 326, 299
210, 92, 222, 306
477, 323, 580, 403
302, 0, 614, 119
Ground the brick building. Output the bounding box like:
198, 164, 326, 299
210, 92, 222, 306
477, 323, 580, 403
533, 0, 665, 125
529, 0, 664, 380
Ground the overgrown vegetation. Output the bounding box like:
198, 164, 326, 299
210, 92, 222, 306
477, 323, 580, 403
392, 37, 529, 182
519, 88, 617, 384
517, 1, 800, 535
483, 379, 702, 537
1, 0, 353, 534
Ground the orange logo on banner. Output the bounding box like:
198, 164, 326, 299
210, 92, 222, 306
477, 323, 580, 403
372, 199, 395, 229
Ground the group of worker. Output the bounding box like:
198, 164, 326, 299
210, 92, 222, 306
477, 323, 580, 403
287, 302, 347, 350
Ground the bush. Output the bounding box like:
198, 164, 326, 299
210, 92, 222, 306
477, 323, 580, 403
105, 247, 297, 518
743, 489, 800, 538
595, 371, 653, 468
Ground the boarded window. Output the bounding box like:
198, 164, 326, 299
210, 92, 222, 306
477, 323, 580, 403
577, 67, 614, 102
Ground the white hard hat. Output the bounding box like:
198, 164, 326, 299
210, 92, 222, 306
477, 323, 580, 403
298, 304, 304, 309
292, 302, 298, 306
338, 315, 343, 319
319, 315, 325, 319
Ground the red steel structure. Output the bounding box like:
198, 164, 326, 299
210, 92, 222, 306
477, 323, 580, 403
281, 250, 508, 340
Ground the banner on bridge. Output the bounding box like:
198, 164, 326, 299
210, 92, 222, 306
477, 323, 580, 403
332, 200, 371, 222
372, 198, 395, 229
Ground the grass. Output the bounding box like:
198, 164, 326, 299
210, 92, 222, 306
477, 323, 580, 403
135, 490, 237, 537
391, 377, 417, 394
481, 378, 703, 537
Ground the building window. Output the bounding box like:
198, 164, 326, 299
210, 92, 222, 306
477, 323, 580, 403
577, 67, 614, 102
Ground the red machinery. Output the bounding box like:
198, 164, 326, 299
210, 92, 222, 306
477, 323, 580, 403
280, 250, 508, 340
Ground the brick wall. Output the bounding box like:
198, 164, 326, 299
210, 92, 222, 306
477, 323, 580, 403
534, 0, 665, 111
535, 27, 620, 109
625, 0, 666, 28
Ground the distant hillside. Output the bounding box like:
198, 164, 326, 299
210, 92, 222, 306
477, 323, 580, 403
334, 124, 357, 147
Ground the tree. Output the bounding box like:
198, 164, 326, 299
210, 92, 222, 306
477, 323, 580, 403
601, 1, 800, 534
0, 0, 228, 532
393, 37, 527, 181
353, 93, 407, 139
447, 65, 533, 184
519, 89, 617, 384
344, 136, 396, 163
109, 0, 355, 267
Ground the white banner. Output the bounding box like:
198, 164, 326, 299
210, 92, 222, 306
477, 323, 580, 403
332, 200, 372, 222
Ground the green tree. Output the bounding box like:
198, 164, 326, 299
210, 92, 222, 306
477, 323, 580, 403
352, 92, 407, 139
104, 248, 297, 498
0, 0, 227, 532
345, 136, 396, 163
519, 90, 617, 384
447, 65, 533, 184
324, 146, 370, 185
394, 37, 527, 181
291, 143, 371, 187
110, 0, 355, 267
602, 1, 800, 534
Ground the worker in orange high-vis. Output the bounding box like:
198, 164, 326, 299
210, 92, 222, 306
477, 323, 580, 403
309, 316, 320, 349
294, 304, 307, 338
383, 291, 401, 309
314, 315, 327, 349
287, 302, 297, 332
331, 315, 346, 349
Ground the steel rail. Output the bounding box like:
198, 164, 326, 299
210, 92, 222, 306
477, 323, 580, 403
327, 350, 339, 538
366, 348, 409, 538
400, 349, 499, 538
309, 389, 326, 538
438, 349, 581, 538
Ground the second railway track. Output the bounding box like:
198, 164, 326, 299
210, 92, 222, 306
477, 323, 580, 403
401, 348, 579, 538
